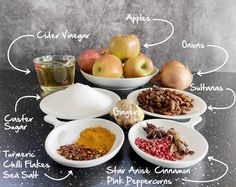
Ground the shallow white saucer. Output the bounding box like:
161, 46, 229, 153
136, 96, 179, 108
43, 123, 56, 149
128, 117, 208, 168
40, 87, 120, 120
45, 116, 124, 168
127, 87, 207, 120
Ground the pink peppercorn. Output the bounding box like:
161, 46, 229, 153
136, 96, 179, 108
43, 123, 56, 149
135, 137, 183, 161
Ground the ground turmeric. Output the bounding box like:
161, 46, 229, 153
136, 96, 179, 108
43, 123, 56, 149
76, 127, 115, 153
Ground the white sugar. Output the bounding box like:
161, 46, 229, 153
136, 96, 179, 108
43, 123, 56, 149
45, 83, 113, 117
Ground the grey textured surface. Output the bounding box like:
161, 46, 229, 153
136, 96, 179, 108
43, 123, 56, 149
0, 0, 235, 72
0, 70, 236, 187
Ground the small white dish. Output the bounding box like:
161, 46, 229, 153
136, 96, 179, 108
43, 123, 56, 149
127, 87, 207, 120
44, 115, 125, 168
40, 87, 120, 120
128, 116, 208, 168
80, 67, 158, 90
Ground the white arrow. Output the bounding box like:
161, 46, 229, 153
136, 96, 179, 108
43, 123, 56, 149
197, 45, 228, 76
14, 94, 41, 112
182, 156, 228, 183
44, 170, 73, 181
208, 88, 235, 111
144, 18, 174, 48
7, 34, 35, 74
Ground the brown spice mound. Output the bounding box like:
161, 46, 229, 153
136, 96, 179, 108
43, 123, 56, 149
137, 86, 194, 116
57, 144, 106, 160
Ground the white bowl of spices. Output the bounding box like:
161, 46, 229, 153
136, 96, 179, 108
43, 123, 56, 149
44, 115, 125, 168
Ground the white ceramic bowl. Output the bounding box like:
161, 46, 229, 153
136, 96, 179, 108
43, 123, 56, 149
80, 67, 158, 90
40, 87, 120, 120
128, 117, 208, 168
127, 87, 207, 120
45, 116, 125, 168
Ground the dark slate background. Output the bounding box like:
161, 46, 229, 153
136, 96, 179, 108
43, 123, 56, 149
0, 0, 235, 71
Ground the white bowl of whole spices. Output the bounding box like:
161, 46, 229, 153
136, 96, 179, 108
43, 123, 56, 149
128, 116, 208, 168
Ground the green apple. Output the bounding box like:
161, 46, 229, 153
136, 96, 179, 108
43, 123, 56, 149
92, 54, 123, 78
124, 54, 154, 78
109, 35, 140, 61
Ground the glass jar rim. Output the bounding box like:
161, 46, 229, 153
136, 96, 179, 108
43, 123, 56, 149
33, 55, 75, 64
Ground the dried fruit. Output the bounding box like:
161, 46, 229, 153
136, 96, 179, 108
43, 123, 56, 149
137, 86, 194, 116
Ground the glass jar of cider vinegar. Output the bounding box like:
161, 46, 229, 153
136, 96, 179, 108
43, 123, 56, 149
33, 55, 75, 92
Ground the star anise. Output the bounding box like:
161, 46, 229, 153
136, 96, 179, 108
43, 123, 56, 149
143, 123, 167, 139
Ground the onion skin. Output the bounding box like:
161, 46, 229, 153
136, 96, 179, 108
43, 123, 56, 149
160, 60, 193, 90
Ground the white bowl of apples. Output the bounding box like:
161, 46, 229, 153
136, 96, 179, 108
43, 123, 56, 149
78, 35, 159, 90
81, 66, 158, 90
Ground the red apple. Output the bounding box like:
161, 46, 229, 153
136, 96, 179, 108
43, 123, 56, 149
92, 54, 123, 78
78, 49, 101, 73
124, 54, 154, 78
109, 35, 140, 61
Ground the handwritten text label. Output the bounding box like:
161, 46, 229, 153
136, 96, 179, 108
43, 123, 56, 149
190, 83, 224, 92
1, 150, 50, 179
182, 40, 205, 49
106, 166, 191, 186
3, 114, 33, 133
36, 30, 90, 42
126, 14, 151, 24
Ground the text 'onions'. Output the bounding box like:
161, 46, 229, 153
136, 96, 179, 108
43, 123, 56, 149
158, 60, 193, 90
